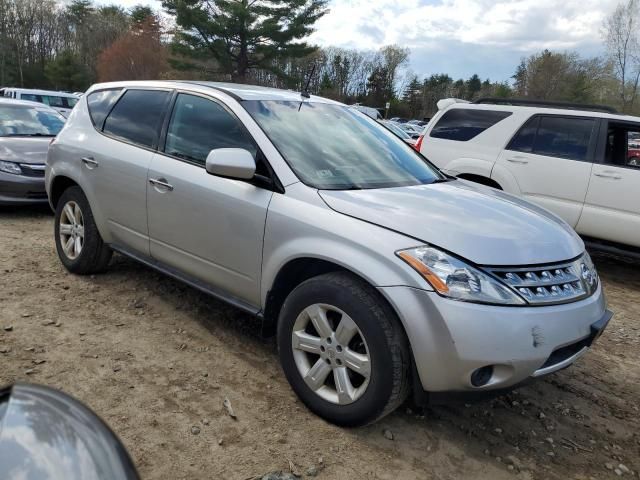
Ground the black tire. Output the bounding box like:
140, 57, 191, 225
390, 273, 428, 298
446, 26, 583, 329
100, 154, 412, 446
54, 186, 112, 274
277, 272, 410, 426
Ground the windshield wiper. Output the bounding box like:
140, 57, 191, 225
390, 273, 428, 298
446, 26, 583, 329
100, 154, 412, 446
430, 177, 455, 184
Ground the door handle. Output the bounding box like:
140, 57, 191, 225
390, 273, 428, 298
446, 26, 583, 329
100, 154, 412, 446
81, 156, 98, 168
507, 157, 529, 164
149, 178, 174, 191
594, 172, 622, 180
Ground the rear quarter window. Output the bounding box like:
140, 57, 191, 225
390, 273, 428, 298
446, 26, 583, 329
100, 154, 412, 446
87, 89, 123, 129
430, 108, 512, 142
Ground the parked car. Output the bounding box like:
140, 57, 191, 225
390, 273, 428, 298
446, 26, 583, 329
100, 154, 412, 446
389, 117, 408, 123
46, 82, 610, 426
419, 98, 640, 255
0, 98, 65, 205
351, 104, 382, 120
398, 122, 424, 138
379, 119, 417, 147
0, 88, 80, 118
407, 119, 428, 127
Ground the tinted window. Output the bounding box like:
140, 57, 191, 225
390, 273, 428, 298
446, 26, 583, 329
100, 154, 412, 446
87, 89, 122, 128
244, 100, 444, 190
164, 94, 256, 166
508, 117, 539, 153
103, 89, 169, 148
533, 116, 594, 161
21, 94, 42, 103
430, 108, 512, 141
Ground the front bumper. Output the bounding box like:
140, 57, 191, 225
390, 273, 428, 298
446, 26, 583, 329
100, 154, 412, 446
0, 171, 47, 205
379, 283, 609, 393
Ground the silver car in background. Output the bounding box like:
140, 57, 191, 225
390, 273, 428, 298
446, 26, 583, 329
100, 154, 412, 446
46, 81, 611, 426
0, 99, 65, 205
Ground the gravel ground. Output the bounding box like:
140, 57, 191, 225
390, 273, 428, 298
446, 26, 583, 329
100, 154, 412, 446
1, 205, 639, 480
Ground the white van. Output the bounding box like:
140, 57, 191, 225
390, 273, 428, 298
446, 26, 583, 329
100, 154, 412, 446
0, 88, 80, 118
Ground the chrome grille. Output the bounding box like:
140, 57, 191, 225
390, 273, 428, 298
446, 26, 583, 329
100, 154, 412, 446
488, 257, 595, 305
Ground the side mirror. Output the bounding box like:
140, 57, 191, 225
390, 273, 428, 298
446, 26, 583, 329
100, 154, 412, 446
205, 148, 256, 180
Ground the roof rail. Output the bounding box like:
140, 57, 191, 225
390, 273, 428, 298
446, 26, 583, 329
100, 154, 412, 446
472, 97, 618, 114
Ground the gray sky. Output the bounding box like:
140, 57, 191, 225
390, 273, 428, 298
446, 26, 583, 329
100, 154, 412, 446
103, 0, 619, 82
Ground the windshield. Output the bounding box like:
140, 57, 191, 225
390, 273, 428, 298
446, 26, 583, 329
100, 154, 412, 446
0, 105, 65, 137
243, 100, 443, 189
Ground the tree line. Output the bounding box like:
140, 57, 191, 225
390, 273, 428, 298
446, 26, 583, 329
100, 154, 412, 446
0, 0, 639, 118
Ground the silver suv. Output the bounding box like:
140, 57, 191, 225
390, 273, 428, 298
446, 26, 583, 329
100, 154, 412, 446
46, 81, 611, 426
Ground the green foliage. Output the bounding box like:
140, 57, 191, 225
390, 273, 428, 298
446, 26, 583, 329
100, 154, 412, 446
130, 4, 154, 24
465, 74, 481, 99
45, 51, 90, 91
162, 0, 328, 82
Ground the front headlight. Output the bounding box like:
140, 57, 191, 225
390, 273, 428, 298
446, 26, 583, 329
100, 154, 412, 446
397, 245, 525, 305
0, 160, 22, 175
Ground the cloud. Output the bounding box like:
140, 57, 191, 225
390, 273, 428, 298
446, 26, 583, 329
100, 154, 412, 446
106, 0, 619, 80
309, 0, 620, 79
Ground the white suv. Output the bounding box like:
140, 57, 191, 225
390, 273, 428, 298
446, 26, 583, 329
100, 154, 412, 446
419, 99, 640, 254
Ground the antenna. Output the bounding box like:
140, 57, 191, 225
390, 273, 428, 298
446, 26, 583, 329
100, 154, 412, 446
300, 63, 316, 99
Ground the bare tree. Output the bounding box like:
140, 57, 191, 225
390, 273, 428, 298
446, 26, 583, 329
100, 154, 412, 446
603, 0, 640, 111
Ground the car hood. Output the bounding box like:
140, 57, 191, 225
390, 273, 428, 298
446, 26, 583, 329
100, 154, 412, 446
0, 137, 51, 164
318, 180, 584, 266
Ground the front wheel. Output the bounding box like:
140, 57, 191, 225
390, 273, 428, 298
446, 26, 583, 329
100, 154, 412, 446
277, 272, 410, 426
54, 186, 112, 274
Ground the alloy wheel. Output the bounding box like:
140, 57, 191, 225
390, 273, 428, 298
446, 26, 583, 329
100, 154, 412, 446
291, 303, 371, 405
59, 201, 84, 260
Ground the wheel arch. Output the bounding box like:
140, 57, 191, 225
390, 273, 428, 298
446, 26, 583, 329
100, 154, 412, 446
49, 175, 79, 209
48, 171, 112, 244
262, 257, 406, 340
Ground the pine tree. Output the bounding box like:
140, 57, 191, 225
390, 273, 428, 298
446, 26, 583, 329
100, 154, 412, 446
465, 74, 482, 100
163, 0, 328, 82
402, 76, 422, 117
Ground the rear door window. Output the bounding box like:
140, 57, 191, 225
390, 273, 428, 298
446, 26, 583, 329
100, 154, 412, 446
87, 89, 122, 129
430, 108, 512, 141
532, 116, 595, 161
103, 89, 170, 149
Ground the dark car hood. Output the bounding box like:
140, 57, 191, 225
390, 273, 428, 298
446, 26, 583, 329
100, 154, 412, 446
318, 180, 584, 266
0, 137, 51, 164
0, 384, 139, 480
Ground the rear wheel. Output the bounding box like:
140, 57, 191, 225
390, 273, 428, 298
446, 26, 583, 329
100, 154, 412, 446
54, 186, 112, 274
277, 272, 410, 426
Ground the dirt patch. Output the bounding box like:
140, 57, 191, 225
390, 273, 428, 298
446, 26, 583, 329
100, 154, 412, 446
1, 206, 638, 479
